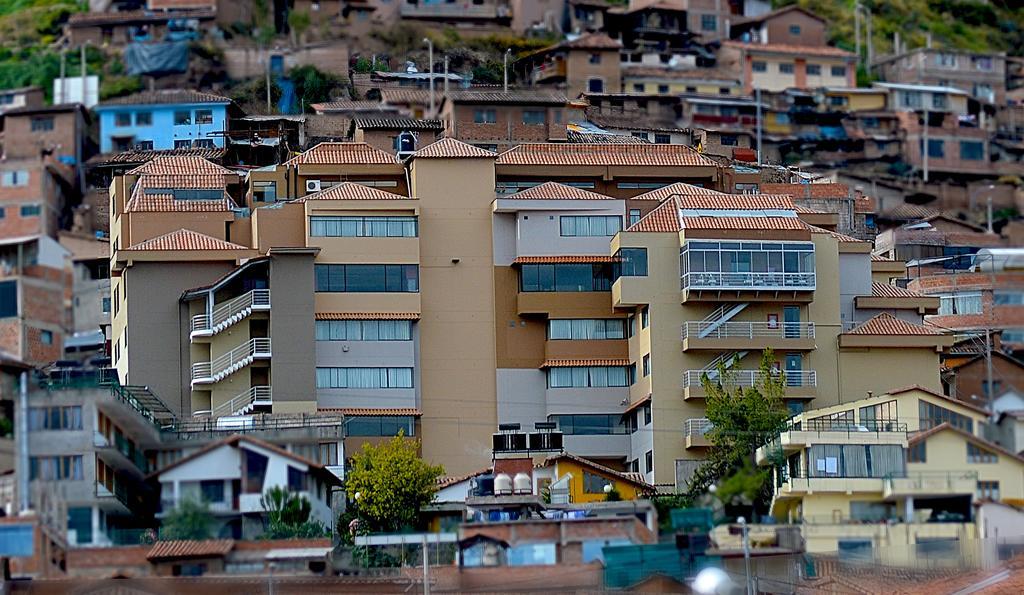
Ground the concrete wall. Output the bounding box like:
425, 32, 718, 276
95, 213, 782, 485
269, 251, 317, 413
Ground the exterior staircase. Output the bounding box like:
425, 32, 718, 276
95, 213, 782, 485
191, 338, 272, 386
190, 290, 270, 339
694, 303, 749, 338
211, 386, 272, 417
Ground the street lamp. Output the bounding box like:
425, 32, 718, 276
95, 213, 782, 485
692, 567, 734, 594
738, 516, 752, 595
423, 38, 435, 116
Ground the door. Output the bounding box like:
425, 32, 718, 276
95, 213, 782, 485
785, 353, 802, 386
783, 306, 800, 338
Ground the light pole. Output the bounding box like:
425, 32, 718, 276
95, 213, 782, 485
503, 48, 512, 93
738, 516, 752, 595
423, 38, 435, 116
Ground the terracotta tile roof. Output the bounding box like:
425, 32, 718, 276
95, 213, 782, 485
846, 312, 943, 336
807, 225, 867, 244
295, 181, 408, 202
319, 408, 422, 417
886, 384, 991, 415
513, 255, 618, 264
632, 182, 727, 201
761, 183, 849, 198
562, 32, 622, 50
677, 195, 795, 210
126, 229, 249, 252
871, 282, 927, 299
792, 204, 826, 214
147, 540, 234, 561
722, 41, 856, 58
505, 181, 611, 201
127, 155, 231, 176
99, 89, 229, 107
496, 143, 717, 167
314, 312, 420, 320
437, 467, 492, 489
284, 142, 398, 166
125, 193, 234, 213
541, 452, 654, 492
413, 138, 497, 159
136, 173, 230, 190
446, 90, 567, 105
620, 66, 739, 82
354, 118, 443, 131
627, 198, 682, 232
681, 216, 806, 230
623, 393, 652, 415
540, 358, 631, 367
871, 254, 895, 262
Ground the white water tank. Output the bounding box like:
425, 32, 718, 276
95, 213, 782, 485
513, 472, 531, 495
494, 473, 513, 495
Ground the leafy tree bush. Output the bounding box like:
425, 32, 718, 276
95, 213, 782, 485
160, 498, 214, 541
260, 486, 329, 539
289, 65, 344, 113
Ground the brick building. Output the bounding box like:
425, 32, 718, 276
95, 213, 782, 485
0, 235, 71, 366
438, 90, 568, 151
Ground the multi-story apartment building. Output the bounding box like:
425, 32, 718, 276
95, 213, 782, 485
110, 140, 950, 486
0, 235, 71, 366
438, 91, 568, 152
0, 86, 44, 115
516, 33, 623, 98
873, 48, 1008, 105
730, 5, 827, 46
94, 90, 233, 153
719, 41, 857, 94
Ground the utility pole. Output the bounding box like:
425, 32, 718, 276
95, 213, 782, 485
755, 87, 762, 166
59, 47, 66, 104
987, 192, 994, 234
424, 38, 434, 116
985, 327, 995, 421
865, 5, 874, 72
443, 55, 449, 98
504, 48, 512, 93
17, 371, 29, 513
922, 109, 930, 183
421, 533, 431, 595
265, 47, 271, 113
854, 3, 862, 68
739, 516, 752, 595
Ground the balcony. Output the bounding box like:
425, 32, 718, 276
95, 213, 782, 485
681, 242, 816, 302
94, 431, 149, 474
95, 481, 132, 513
756, 420, 908, 464
684, 418, 712, 449
682, 369, 816, 400
190, 289, 270, 340
210, 386, 272, 417
399, 1, 508, 20
531, 59, 566, 84
776, 474, 885, 497
191, 338, 271, 386
682, 271, 816, 293
681, 321, 816, 351
883, 471, 978, 499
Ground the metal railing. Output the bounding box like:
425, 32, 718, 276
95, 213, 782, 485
682, 271, 816, 291
37, 369, 172, 430
95, 480, 132, 511
191, 289, 270, 334
168, 413, 344, 437
211, 385, 272, 417
795, 419, 908, 434
191, 338, 271, 381
682, 321, 815, 340
683, 369, 817, 388
684, 418, 713, 437
883, 471, 978, 493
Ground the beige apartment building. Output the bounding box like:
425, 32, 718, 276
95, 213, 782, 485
109, 140, 949, 485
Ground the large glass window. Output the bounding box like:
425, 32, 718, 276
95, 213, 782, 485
807, 444, 905, 478
919, 401, 974, 433
344, 415, 416, 437
519, 263, 615, 292
28, 406, 83, 431
858, 400, 899, 431
310, 216, 417, 238
937, 292, 982, 315
0, 280, 15, 318
681, 241, 815, 290
522, 110, 545, 125
615, 248, 648, 277
559, 216, 621, 237
315, 264, 419, 292
960, 141, 984, 161
173, 111, 191, 125
315, 319, 412, 341
547, 366, 629, 388
252, 181, 277, 203
550, 414, 627, 434
548, 319, 625, 340
29, 455, 83, 480
508, 543, 556, 566
994, 291, 1024, 305
315, 367, 414, 389
967, 443, 997, 464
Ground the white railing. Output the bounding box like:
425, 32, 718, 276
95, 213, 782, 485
191, 290, 271, 335
211, 386, 272, 417
684, 418, 713, 437
191, 338, 272, 382
682, 272, 816, 291
682, 321, 815, 340
683, 369, 817, 388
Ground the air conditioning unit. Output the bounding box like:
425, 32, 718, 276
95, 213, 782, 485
305, 179, 322, 194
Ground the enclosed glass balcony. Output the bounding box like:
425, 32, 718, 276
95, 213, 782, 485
680, 241, 816, 292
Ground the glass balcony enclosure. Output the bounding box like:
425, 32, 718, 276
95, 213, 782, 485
681, 241, 815, 291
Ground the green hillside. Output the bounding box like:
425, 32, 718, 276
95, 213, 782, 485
779, 0, 1024, 56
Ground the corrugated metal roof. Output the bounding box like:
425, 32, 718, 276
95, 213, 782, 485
99, 89, 229, 107
446, 90, 567, 105
354, 118, 443, 131
723, 41, 856, 58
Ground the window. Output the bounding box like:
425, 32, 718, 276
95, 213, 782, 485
195, 109, 213, 124
589, 53, 601, 64
932, 93, 948, 110
314, 264, 419, 292
629, 209, 642, 226
173, 563, 207, 577
20, 204, 41, 217
701, 14, 717, 31
657, 85, 669, 94
584, 471, 611, 493
174, 140, 191, 149
68, 507, 92, 545
520, 263, 615, 292
521, 110, 546, 125
960, 141, 984, 161
643, 404, 651, 425
859, 400, 898, 430
919, 401, 974, 433
29, 455, 83, 480
316, 367, 413, 389
315, 319, 412, 341
31, 117, 54, 132
200, 480, 224, 503
173, 111, 191, 125
922, 138, 944, 158
967, 443, 997, 464
654, 133, 670, 144
136, 140, 153, 150
936, 53, 957, 67
547, 366, 630, 388
287, 467, 305, 491
632, 84, 645, 93
1, 170, 29, 187
115, 112, 132, 127
645, 450, 653, 473
937, 292, 982, 315
1, 281, 18, 317
977, 480, 1000, 500
102, 297, 111, 313
994, 291, 1024, 305
720, 134, 738, 146
628, 314, 636, 338
789, 24, 801, 35
616, 248, 648, 277
40, 330, 53, 345
135, 112, 152, 126
28, 406, 82, 430
779, 63, 795, 74
908, 441, 927, 463
550, 414, 626, 435
252, 181, 277, 202
309, 215, 417, 237
473, 109, 496, 124
588, 78, 604, 93
548, 319, 625, 340
559, 215, 621, 237
193, 139, 215, 149
640, 306, 649, 328
974, 56, 993, 71
632, 131, 650, 141
344, 416, 416, 437
829, 96, 848, 107
318, 443, 339, 466
509, 543, 556, 566
752, 61, 767, 73
806, 64, 821, 76
902, 91, 922, 108
838, 540, 872, 560
642, 354, 651, 377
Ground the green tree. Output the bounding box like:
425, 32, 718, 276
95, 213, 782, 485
290, 65, 344, 113
260, 486, 329, 539
287, 9, 311, 46
160, 498, 214, 541
345, 435, 444, 533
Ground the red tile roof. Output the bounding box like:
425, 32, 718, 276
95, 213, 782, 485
314, 312, 420, 320
505, 181, 611, 201
807, 225, 867, 244
413, 138, 497, 159
437, 467, 493, 489
513, 255, 619, 264
871, 254, 896, 262
87, 147, 227, 167
295, 181, 408, 201
496, 143, 717, 167
631, 182, 726, 201
870, 282, 927, 299
722, 41, 856, 58
146, 540, 234, 561
677, 195, 795, 210
127, 155, 231, 176
284, 142, 398, 166
846, 312, 944, 336
136, 173, 230, 190
681, 216, 806, 230
541, 452, 654, 492
540, 358, 631, 367
125, 193, 234, 213
319, 408, 422, 417
760, 183, 849, 198
126, 229, 249, 252
627, 198, 682, 232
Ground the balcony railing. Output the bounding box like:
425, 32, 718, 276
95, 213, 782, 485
682, 321, 815, 340
683, 369, 816, 388
191, 338, 271, 383
211, 385, 272, 417
797, 419, 908, 433
684, 418, 713, 437
95, 481, 132, 511
682, 272, 816, 292
883, 471, 978, 498
191, 289, 270, 337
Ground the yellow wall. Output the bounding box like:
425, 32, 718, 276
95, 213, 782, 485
624, 80, 739, 96
910, 429, 1024, 501
553, 459, 645, 503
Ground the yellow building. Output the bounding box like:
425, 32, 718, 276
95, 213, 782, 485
756, 386, 1022, 554
535, 453, 653, 503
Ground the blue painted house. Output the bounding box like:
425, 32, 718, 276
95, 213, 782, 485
94, 89, 235, 153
